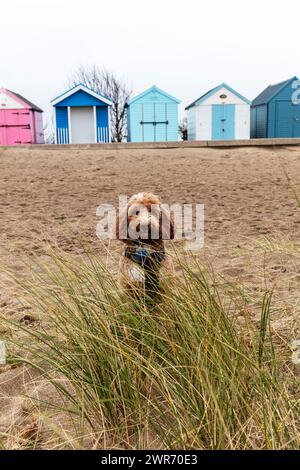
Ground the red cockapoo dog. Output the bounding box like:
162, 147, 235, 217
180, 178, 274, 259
116, 192, 175, 301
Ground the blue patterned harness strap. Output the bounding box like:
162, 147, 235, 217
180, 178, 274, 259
124, 246, 165, 268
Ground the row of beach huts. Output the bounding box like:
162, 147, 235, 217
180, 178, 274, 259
0, 76, 300, 145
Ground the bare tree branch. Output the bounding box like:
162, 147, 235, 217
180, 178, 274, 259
179, 117, 188, 141
68, 65, 132, 142
44, 111, 55, 144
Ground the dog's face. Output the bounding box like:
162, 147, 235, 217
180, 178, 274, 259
116, 192, 174, 243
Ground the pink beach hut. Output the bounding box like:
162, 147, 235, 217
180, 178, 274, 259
0, 88, 44, 145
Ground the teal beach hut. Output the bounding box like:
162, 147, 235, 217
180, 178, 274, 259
251, 76, 300, 138
126, 86, 180, 142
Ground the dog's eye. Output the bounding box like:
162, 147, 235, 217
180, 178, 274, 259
136, 210, 140, 215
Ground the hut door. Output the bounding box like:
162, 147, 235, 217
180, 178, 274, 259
154, 104, 168, 142
19, 126, 32, 144
0, 127, 4, 145
0, 110, 32, 144
275, 102, 294, 137
0, 111, 4, 145
5, 126, 21, 145
71, 107, 95, 144
275, 101, 300, 137
293, 104, 300, 137
140, 103, 168, 142
212, 105, 235, 140
141, 104, 155, 142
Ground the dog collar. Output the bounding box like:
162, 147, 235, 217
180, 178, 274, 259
124, 246, 165, 268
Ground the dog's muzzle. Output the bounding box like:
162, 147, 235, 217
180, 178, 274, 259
125, 246, 165, 268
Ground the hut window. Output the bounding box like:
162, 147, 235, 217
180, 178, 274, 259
220, 94, 227, 100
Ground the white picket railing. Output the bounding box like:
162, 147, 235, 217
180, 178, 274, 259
97, 127, 109, 143
56, 128, 69, 144
56, 127, 109, 144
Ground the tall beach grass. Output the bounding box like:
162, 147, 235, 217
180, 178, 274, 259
2, 246, 300, 449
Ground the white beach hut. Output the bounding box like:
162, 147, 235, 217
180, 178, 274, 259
186, 83, 251, 141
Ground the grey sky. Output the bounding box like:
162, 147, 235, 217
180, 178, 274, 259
1, 0, 299, 119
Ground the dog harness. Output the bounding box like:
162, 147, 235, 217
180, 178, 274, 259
124, 245, 165, 268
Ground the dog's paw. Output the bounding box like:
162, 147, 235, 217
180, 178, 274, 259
128, 265, 145, 283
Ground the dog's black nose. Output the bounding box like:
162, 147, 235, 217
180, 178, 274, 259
136, 222, 150, 240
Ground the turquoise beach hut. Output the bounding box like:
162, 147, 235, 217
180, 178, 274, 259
126, 86, 180, 142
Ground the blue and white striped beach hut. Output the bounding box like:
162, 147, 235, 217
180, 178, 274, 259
51, 83, 112, 144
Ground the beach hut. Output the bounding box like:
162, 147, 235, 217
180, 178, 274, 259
251, 76, 300, 138
126, 86, 180, 142
0, 87, 44, 145
186, 83, 251, 141
51, 83, 113, 144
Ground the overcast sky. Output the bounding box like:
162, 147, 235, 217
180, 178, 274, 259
1, 0, 299, 119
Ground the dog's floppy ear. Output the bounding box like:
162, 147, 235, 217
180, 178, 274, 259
160, 205, 175, 240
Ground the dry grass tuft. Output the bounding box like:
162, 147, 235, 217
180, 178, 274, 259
1, 246, 299, 450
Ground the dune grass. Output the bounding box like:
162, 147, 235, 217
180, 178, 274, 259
2, 246, 300, 450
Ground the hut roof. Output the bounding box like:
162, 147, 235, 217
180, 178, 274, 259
251, 77, 298, 106
0, 88, 43, 112
185, 83, 250, 110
